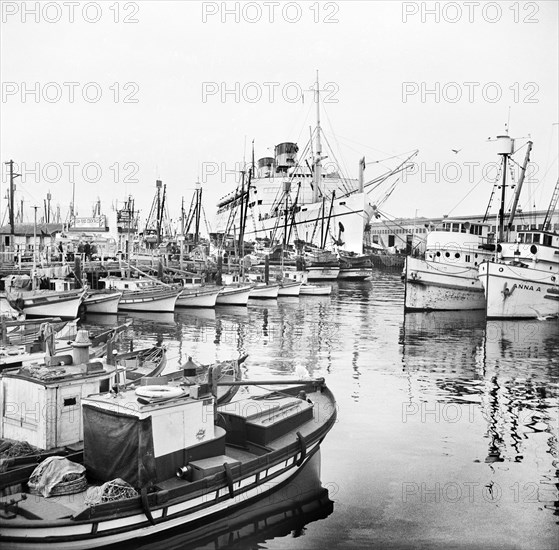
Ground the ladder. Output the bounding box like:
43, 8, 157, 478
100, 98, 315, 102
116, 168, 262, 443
543, 176, 559, 230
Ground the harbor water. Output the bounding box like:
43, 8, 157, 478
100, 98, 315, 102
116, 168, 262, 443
84, 272, 559, 550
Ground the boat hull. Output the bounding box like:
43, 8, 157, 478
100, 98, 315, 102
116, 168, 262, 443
216, 286, 252, 306
306, 267, 340, 281
479, 261, 559, 319
118, 290, 179, 313
249, 284, 280, 299
176, 288, 220, 308
337, 268, 370, 280
300, 284, 332, 296
17, 290, 85, 319
83, 292, 122, 314
278, 282, 301, 296
0, 382, 336, 550
404, 256, 485, 311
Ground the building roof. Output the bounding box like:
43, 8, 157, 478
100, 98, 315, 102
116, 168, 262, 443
0, 223, 64, 236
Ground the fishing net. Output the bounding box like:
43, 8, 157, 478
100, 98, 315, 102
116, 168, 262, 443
28, 456, 86, 497
85, 478, 138, 505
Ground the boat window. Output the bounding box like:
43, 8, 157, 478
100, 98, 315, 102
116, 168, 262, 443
532, 233, 540, 243
465, 255, 470, 262
518, 233, 525, 243
525, 233, 532, 243
452, 223, 459, 232
63, 397, 77, 407
100, 379, 110, 393
543, 234, 552, 246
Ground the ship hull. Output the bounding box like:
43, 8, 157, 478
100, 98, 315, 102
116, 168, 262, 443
216, 286, 253, 306
118, 290, 179, 313
479, 261, 559, 319
16, 290, 85, 319
83, 292, 122, 314
404, 256, 485, 311
216, 192, 369, 254
176, 288, 220, 308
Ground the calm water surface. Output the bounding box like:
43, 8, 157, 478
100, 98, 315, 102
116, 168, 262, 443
85, 272, 559, 550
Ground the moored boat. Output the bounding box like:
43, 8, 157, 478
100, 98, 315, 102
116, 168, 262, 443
249, 283, 280, 299
0, 336, 167, 490
83, 291, 122, 314
6, 289, 86, 319
0, 374, 336, 548
176, 287, 220, 308
477, 137, 559, 319
404, 220, 494, 311
299, 284, 332, 296
478, 220, 559, 319
278, 281, 302, 297
215, 284, 253, 306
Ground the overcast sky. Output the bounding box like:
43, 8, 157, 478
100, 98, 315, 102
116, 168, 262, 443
1, 1, 558, 231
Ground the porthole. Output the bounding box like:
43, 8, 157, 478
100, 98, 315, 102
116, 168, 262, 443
445, 252, 450, 258
455, 253, 460, 259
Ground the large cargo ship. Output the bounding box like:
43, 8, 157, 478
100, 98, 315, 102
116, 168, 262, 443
213, 75, 415, 255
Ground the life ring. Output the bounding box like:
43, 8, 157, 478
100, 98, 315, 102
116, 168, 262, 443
135, 386, 184, 399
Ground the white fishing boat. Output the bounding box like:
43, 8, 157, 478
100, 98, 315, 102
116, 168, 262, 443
214, 73, 415, 256
299, 284, 332, 296
478, 138, 559, 319
0, 373, 336, 549
249, 283, 280, 299
478, 231, 559, 318
176, 287, 221, 308
83, 291, 122, 314
216, 284, 253, 306
404, 220, 494, 310
6, 289, 86, 319
99, 277, 180, 313
278, 281, 302, 296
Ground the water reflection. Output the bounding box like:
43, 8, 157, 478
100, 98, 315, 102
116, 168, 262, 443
400, 309, 559, 520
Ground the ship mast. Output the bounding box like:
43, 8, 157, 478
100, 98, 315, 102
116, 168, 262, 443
506, 141, 533, 235
312, 70, 322, 204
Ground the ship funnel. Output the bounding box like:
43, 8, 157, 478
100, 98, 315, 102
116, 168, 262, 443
257, 157, 275, 178
274, 142, 298, 173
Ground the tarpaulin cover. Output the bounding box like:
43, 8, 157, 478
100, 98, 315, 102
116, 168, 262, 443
83, 404, 156, 488
28, 456, 85, 497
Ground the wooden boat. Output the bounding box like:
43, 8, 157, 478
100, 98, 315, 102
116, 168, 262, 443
278, 281, 302, 297
338, 252, 372, 280
0, 374, 336, 548
215, 284, 253, 306
99, 277, 180, 313
83, 291, 122, 314
6, 289, 86, 319
176, 287, 221, 308
0, 294, 21, 321
0, 321, 131, 372
111, 451, 332, 550
0, 338, 167, 490
299, 284, 332, 296
1, 317, 67, 348
118, 288, 180, 313
249, 283, 280, 299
